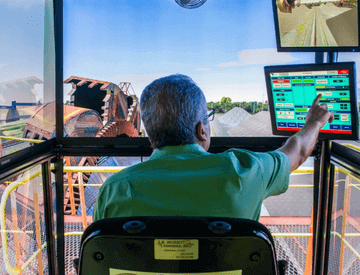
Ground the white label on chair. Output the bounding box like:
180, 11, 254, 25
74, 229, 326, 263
154, 239, 199, 260
109, 268, 243, 275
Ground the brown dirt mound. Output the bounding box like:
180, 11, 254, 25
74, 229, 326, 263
319, 2, 351, 19
277, 5, 311, 34
326, 7, 358, 47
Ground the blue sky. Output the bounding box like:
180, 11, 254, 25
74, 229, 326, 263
1, 0, 360, 104
0, 1, 44, 82
63, 0, 316, 102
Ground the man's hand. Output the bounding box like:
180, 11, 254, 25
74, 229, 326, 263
305, 94, 334, 128
278, 93, 334, 172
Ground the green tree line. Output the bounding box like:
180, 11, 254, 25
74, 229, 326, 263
207, 97, 268, 114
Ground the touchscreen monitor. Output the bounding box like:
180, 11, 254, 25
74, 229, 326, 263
264, 62, 359, 140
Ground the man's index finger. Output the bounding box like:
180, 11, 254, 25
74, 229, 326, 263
312, 93, 322, 107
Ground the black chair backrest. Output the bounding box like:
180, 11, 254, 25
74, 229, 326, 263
76, 216, 283, 275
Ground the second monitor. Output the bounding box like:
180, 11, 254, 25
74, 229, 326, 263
264, 62, 359, 140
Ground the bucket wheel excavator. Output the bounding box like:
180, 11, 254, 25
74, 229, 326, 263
21, 76, 141, 215
62, 77, 141, 214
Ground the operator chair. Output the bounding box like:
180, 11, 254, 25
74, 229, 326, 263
74, 216, 288, 275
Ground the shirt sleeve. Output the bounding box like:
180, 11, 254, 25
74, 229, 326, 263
225, 148, 291, 199
258, 150, 291, 198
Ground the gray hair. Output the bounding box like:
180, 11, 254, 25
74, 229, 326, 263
140, 74, 208, 149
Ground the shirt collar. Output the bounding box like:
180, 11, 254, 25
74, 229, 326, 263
148, 143, 208, 161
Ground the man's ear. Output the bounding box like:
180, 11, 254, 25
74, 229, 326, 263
196, 121, 207, 142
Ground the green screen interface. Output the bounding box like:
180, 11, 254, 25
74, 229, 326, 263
270, 69, 352, 134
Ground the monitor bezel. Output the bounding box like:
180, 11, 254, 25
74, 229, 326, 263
264, 62, 359, 140
271, 1, 360, 52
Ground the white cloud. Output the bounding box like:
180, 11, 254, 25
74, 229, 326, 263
196, 68, 211, 71
218, 62, 241, 67
216, 49, 298, 68
237, 48, 298, 65
0, 64, 7, 69
199, 82, 267, 103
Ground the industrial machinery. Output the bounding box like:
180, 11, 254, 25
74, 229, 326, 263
21, 76, 141, 214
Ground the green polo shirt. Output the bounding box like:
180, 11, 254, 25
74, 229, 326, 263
93, 143, 291, 222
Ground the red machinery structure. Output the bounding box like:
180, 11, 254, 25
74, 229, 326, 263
21, 76, 142, 214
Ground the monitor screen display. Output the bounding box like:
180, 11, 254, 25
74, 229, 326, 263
264, 62, 359, 140
272, 1, 360, 52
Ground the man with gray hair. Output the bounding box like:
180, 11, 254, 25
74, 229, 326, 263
93, 74, 333, 222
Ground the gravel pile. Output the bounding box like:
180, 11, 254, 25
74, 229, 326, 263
277, 5, 311, 34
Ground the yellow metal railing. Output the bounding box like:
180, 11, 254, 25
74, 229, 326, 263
332, 232, 360, 262
0, 168, 43, 275
2, 142, 360, 274
0, 136, 43, 158
0, 165, 356, 275
0, 136, 44, 144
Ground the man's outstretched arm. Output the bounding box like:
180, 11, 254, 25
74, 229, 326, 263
278, 94, 334, 172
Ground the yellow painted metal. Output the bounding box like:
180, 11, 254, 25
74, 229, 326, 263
62, 166, 314, 173
332, 232, 360, 261
292, 167, 314, 173
63, 166, 127, 173
349, 184, 360, 191
271, 233, 312, 237
20, 171, 30, 270
343, 143, 360, 152
0, 136, 44, 144
10, 191, 21, 272
4, 145, 360, 273
60, 165, 329, 174
0, 168, 42, 275
65, 232, 84, 236
344, 233, 360, 237
21, 242, 47, 272
288, 187, 314, 189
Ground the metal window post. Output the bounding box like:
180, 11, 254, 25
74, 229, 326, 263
313, 140, 332, 275
42, 161, 56, 275
54, 0, 64, 273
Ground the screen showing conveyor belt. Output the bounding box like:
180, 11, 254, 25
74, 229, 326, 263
272, 0, 360, 52
264, 62, 359, 140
